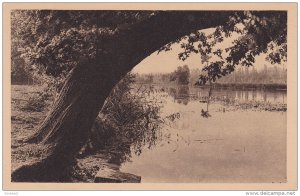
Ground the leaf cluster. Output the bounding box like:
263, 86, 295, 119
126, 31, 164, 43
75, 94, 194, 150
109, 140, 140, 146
160, 11, 287, 85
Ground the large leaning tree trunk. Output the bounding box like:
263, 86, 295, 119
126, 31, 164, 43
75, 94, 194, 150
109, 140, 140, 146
12, 11, 234, 182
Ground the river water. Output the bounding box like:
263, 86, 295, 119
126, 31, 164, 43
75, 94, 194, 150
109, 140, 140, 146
120, 85, 287, 183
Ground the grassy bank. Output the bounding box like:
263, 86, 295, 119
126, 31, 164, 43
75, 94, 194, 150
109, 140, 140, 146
11, 82, 162, 182
11, 85, 130, 182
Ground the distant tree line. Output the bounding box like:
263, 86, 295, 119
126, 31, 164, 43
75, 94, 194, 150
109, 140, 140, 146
135, 64, 287, 86
169, 65, 190, 85
136, 65, 190, 85
217, 65, 287, 85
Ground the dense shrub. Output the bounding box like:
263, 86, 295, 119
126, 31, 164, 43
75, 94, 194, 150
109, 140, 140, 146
78, 73, 163, 163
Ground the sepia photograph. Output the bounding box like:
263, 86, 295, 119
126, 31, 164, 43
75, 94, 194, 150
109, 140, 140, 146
2, 2, 297, 191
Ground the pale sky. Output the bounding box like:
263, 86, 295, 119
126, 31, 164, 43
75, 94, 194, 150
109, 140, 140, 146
132, 28, 283, 74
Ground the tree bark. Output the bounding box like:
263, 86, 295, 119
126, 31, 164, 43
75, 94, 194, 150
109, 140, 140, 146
12, 11, 235, 182
12, 59, 120, 182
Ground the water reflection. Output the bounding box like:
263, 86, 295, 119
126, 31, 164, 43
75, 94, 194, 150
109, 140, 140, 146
163, 85, 287, 119
165, 85, 286, 105
120, 85, 287, 183
96, 83, 289, 183
169, 86, 190, 105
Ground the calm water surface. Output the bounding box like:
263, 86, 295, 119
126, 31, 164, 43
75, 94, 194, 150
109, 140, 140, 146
120, 85, 287, 183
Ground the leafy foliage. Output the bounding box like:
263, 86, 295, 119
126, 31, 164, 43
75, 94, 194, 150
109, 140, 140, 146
160, 11, 287, 85
11, 10, 155, 78
80, 73, 163, 163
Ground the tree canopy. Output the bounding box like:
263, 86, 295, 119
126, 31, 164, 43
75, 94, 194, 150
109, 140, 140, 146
11, 11, 154, 77
11, 10, 287, 86
159, 11, 287, 85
